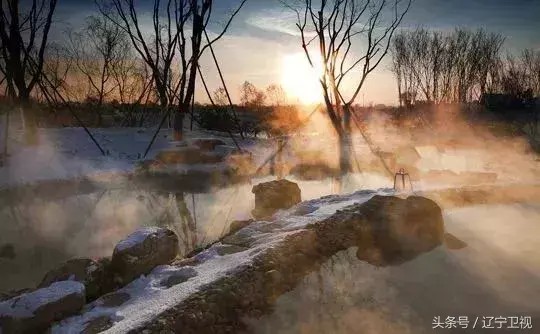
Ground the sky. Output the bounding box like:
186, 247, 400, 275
53, 0, 540, 105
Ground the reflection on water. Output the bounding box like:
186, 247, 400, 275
247, 204, 540, 334
0, 173, 390, 293
0, 186, 254, 293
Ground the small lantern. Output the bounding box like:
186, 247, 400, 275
394, 168, 413, 192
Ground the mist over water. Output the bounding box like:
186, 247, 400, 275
0, 172, 391, 294
0, 104, 538, 334
247, 204, 540, 334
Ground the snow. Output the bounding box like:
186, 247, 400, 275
0, 128, 136, 189
2, 126, 533, 193
0, 127, 253, 190
114, 226, 162, 252
0, 281, 85, 319
150, 161, 236, 175
52, 188, 384, 333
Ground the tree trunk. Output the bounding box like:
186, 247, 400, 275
173, 110, 185, 141
339, 106, 353, 175
18, 92, 39, 146
1, 109, 9, 166
276, 137, 284, 179
338, 131, 352, 175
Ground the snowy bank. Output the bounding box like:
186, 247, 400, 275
52, 189, 391, 333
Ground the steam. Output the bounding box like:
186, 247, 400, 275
247, 203, 540, 333
1, 103, 538, 297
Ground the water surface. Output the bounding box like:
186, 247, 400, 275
247, 203, 540, 333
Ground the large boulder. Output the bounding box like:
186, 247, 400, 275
251, 179, 301, 219
356, 195, 444, 265
38, 258, 115, 302
228, 219, 254, 235
111, 227, 179, 284
0, 281, 85, 333
314, 195, 444, 266
0, 243, 15, 259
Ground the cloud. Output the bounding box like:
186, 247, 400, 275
246, 9, 302, 36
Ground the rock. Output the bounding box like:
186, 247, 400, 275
38, 258, 115, 302
221, 228, 257, 248
160, 268, 198, 288
0, 244, 15, 259
215, 244, 249, 256
265, 269, 282, 283
79, 194, 446, 333
252, 222, 282, 233
39, 259, 92, 287
251, 179, 301, 219
444, 233, 468, 250
0, 289, 33, 303
172, 257, 200, 268
191, 139, 226, 151
228, 219, 254, 235
0, 281, 85, 333
111, 227, 179, 285
291, 203, 319, 216
81, 315, 114, 334
314, 195, 444, 266
356, 195, 445, 265
97, 292, 131, 307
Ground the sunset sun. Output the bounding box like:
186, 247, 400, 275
281, 52, 323, 105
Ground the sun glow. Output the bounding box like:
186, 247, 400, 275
281, 52, 324, 105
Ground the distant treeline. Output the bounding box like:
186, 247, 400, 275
391, 28, 540, 109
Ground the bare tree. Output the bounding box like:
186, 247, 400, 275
213, 87, 228, 106
285, 0, 411, 174
111, 58, 157, 127
66, 14, 132, 124
97, 0, 247, 140
0, 0, 58, 102
521, 49, 540, 96
112, 57, 152, 105
74, 15, 129, 104
391, 31, 419, 107
40, 42, 73, 105
266, 84, 287, 106
0, 0, 58, 144
447, 29, 504, 103
391, 28, 503, 105
240, 81, 266, 108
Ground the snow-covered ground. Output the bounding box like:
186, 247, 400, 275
2, 124, 536, 191
0, 127, 259, 189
